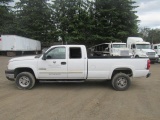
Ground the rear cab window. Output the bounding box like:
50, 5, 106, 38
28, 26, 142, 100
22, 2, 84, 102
69, 47, 82, 59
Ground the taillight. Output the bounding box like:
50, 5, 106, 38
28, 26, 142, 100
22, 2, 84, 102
147, 60, 150, 70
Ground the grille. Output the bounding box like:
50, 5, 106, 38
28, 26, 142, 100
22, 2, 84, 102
147, 52, 155, 57
120, 50, 129, 56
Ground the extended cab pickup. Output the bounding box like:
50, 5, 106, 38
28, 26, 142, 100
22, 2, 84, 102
5, 45, 151, 91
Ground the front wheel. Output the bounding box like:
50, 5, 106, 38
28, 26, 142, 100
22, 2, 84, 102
15, 72, 35, 90
112, 73, 131, 91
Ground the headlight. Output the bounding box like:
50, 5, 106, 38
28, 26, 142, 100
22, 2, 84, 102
155, 54, 159, 57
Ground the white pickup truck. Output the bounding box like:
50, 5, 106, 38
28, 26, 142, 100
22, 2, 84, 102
5, 45, 151, 91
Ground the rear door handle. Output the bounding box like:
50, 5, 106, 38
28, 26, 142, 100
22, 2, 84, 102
61, 62, 66, 65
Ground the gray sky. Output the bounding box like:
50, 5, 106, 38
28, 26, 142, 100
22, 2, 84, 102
9, 0, 160, 29
135, 0, 160, 28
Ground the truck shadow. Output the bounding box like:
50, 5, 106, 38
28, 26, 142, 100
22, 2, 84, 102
35, 80, 113, 90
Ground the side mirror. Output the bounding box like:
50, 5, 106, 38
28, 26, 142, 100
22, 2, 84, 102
42, 54, 46, 60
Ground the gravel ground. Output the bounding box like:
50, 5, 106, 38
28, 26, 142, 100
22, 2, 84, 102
0, 56, 160, 120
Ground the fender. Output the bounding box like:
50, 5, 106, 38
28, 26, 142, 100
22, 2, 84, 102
8, 60, 38, 78
108, 65, 135, 79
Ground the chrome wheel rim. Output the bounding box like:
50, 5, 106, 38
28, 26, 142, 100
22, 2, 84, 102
116, 77, 127, 88
19, 76, 30, 87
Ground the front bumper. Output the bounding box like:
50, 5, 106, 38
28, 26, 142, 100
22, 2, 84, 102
5, 70, 15, 81
149, 57, 159, 62
146, 72, 151, 78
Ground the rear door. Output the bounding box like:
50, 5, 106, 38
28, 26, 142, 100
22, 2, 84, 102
67, 47, 87, 79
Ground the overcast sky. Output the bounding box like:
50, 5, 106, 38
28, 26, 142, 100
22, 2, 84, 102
135, 0, 160, 29
9, 0, 160, 29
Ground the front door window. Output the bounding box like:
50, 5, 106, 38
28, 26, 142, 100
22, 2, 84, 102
46, 47, 66, 59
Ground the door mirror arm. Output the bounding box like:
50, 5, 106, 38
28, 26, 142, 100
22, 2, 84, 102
42, 54, 46, 60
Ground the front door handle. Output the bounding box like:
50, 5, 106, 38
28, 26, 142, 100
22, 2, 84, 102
61, 62, 66, 65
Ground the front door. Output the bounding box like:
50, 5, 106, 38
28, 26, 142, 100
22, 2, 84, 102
37, 47, 67, 79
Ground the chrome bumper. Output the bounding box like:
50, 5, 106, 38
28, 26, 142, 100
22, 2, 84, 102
5, 70, 15, 81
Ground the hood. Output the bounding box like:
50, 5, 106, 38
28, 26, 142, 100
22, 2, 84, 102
112, 48, 130, 56
112, 48, 129, 50
9, 56, 36, 62
141, 49, 155, 53
112, 48, 129, 52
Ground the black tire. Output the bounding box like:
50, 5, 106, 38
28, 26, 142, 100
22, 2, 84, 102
112, 73, 131, 91
15, 72, 35, 90
135, 55, 139, 58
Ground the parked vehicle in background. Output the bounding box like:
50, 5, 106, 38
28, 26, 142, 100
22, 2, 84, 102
89, 42, 132, 57
0, 35, 41, 56
5, 45, 151, 91
127, 37, 159, 63
152, 44, 160, 62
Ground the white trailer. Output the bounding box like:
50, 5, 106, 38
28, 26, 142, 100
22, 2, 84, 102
0, 35, 41, 56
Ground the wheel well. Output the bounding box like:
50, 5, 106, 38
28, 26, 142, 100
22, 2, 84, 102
112, 68, 133, 78
14, 68, 35, 78
135, 55, 139, 57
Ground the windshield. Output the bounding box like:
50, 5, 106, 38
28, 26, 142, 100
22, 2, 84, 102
136, 44, 151, 49
112, 44, 126, 48
158, 45, 160, 49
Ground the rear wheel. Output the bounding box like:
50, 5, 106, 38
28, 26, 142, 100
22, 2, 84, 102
112, 73, 131, 91
135, 55, 139, 58
15, 72, 35, 90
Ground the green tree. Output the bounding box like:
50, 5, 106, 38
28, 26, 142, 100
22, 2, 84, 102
0, 0, 12, 4
146, 29, 160, 44
15, 0, 55, 42
94, 0, 139, 44
138, 27, 150, 40
139, 27, 160, 44
11, 0, 139, 46
0, 0, 15, 34
52, 0, 94, 45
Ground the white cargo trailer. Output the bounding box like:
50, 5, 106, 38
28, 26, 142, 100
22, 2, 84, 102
0, 35, 41, 56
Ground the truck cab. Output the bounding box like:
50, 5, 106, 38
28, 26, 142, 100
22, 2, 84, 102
38, 45, 87, 79
152, 44, 160, 62
127, 37, 159, 63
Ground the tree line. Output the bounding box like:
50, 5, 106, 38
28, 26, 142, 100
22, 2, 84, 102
1, 0, 142, 46
139, 27, 160, 44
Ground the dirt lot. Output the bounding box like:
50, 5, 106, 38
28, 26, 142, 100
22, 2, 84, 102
0, 56, 160, 120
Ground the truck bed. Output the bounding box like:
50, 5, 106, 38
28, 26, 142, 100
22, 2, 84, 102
88, 56, 131, 59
